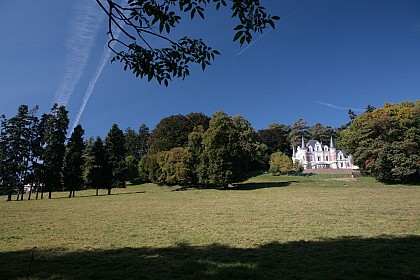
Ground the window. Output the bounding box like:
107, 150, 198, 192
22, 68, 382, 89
326, 156, 329, 161
317, 157, 321, 161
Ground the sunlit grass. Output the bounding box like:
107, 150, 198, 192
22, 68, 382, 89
1, 174, 419, 279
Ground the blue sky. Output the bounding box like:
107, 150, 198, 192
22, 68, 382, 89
1, 0, 419, 138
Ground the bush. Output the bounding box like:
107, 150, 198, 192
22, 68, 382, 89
269, 152, 293, 175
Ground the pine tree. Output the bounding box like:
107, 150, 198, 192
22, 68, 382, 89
43, 104, 69, 199
124, 127, 140, 160
105, 124, 127, 194
63, 125, 85, 197
138, 124, 150, 159
288, 119, 310, 148
0, 106, 39, 201
85, 137, 111, 196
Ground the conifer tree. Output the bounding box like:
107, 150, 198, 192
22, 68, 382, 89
0, 106, 39, 201
138, 124, 150, 159
85, 137, 111, 196
105, 124, 127, 194
63, 124, 85, 197
42, 104, 69, 199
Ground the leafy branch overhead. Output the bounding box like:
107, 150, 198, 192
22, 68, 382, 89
96, 0, 279, 86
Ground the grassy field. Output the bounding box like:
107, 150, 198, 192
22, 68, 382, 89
1, 174, 419, 279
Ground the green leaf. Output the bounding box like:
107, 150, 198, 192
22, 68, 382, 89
233, 31, 243, 42
159, 21, 164, 33
239, 35, 246, 46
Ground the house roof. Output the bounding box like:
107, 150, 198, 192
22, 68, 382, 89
306, 140, 318, 148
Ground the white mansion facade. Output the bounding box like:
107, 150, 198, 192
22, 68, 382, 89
292, 137, 356, 170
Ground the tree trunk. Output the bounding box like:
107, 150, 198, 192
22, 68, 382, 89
48, 191, 52, 199
107, 188, 111, 195
20, 186, 24, 200
7, 192, 12, 201
96, 187, 99, 196
28, 182, 33, 201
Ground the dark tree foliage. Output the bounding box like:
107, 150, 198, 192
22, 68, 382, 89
148, 113, 210, 155
0, 116, 7, 196
186, 126, 205, 185
231, 115, 260, 171
140, 153, 160, 183
186, 112, 211, 131
0, 105, 39, 201
105, 124, 127, 193
348, 109, 357, 121
125, 155, 139, 184
124, 127, 140, 159
96, 0, 279, 85
42, 104, 69, 199
258, 123, 291, 156
199, 111, 251, 188
125, 124, 150, 161
85, 137, 111, 196
148, 114, 192, 153
288, 119, 310, 148
63, 125, 85, 198
341, 101, 420, 183
138, 124, 150, 159
365, 104, 376, 113
308, 123, 335, 145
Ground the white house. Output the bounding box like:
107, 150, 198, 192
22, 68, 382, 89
292, 137, 356, 170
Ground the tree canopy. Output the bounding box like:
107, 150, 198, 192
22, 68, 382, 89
341, 101, 420, 183
96, 0, 279, 85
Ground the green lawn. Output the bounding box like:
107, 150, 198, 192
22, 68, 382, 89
1, 174, 419, 279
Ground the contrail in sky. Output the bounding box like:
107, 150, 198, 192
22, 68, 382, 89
70, 3, 126, 135
314, 101, 364, 112
53, 1, 104, 106
70, 32, 121, 134
237, 0, 310, 56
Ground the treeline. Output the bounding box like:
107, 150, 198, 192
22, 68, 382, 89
1, 101, 419, 201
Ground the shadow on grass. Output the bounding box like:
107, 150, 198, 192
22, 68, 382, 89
47, 191, 147, 200
173, 181, 297, 192
1, 235, 419, 279
230, 181, 297, 190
